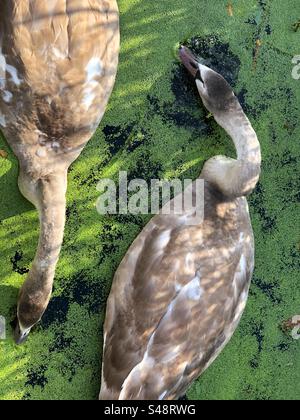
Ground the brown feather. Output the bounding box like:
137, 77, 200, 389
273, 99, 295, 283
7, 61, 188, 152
100, 51, 261, 400
0, 0, 120, 340
100, 183, 254, 400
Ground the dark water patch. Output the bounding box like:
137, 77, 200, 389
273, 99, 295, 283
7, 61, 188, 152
253, 390, 271, 400
242, 89, 270, 119
245, 17, 258, 26
249, 183, 277, 233
240, 86, 297, 121
245, 95, 269, 119
43, 271, 108, 318
253, 276, 282, 304
259, 0, 268, 12
284, 120, 297, 135
126, 128, 150, 153
10, 316, 18, 334
242, 384, 271, 400
66, 202, 79, 222
282, 88, 298, 134
72, 274, 92, 306
275, 342, 290, 352
252, 322, 264, 353
265, 24, 272, 35
99, 240, 119, 263
103, 123, 135, 156
79, 158, 111, 187
282, 88, 297, 117
281, 88, 296, 119
60, 353, 86, 382
170, 67, 200, 109
25, 365, 48, 389
128, 151, 163, 182
147, 94, 160, 114
250, 357, 259, 369
98, 222, 124, 266
114, 213, 146, 229
10, 250, 29, 275
280, 151, 297, 167
165, 104, 211, 133
280, 245, 300, 271
147, 93, 212, 134
37, 270, 105, 391
259, 209, 276, 233
41, 296, 70, 328
72, 275, 107, 315
237, 88, 256, 117
49, 331, 73, 352
269, 121, 277, 144
164, 107, 210, 132
240, 318, 265, 370
41, 269, 109, 331
282, 177, 300, 205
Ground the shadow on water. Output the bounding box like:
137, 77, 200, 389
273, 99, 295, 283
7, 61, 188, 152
0, 133, 33, 221
0, 284, 19, 328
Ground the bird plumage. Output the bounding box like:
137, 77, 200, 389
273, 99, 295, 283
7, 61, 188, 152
101, 185, 254, 400
100, 47, 261, 400
0, 0, 119, 167
0, 0, 120, 342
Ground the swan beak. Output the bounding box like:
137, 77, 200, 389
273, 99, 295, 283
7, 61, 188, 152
13, 319, 31, 345
179, 46, 202, 79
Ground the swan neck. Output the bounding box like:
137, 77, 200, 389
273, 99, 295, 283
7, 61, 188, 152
17, 171, 67, 328
215, 110, 261, 165
201, 108, 261, 198
34, 173, 67, 280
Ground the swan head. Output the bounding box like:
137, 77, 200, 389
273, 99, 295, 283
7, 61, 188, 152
179, 46, 238, 114
13, 317, 31, 345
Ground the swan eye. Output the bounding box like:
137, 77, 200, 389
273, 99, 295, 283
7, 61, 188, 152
189, 60, 198, 69
195, 69, 204, 85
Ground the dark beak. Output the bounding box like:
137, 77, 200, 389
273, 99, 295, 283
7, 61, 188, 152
13, 318, 30, 345
179, 46, 203, 82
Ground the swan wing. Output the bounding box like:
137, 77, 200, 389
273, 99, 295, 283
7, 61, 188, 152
101, 196, 254, 400
0, 0, 119, 134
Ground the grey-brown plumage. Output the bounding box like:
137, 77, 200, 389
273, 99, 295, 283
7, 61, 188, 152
100, 47, 261, 400
0, 0, 120, 343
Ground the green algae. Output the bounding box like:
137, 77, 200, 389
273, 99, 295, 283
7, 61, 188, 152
0, 0, 299, 400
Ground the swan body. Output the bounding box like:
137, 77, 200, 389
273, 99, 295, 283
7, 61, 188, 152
100, 47, 261, 400
0, 0, 120, 343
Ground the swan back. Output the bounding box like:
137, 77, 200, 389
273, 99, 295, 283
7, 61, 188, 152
0, 0, 120, 164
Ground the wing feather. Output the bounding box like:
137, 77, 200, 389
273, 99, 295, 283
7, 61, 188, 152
118, 249, 251, 400
0, 0, 119, 143
101, 194, 254, 400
